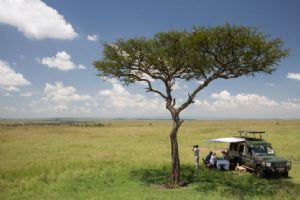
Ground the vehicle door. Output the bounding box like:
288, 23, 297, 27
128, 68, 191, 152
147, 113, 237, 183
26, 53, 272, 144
237, 143, 245, 164
228, 142, 239, 159
242, 145, 255, 170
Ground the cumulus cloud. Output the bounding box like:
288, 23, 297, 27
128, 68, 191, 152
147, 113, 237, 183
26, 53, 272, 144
0, 0, 77, 40
191, 90, 300, 118
287, 73, 300, 81
209, 90, 279, 109
98, 79, 163, 111
0, 59, 31, 91
2, 86, 19, 92
42, 82, 91, 113
43, 82, 90, 103
87, 34, 98, 41
40, 51, 86, 70
281, 100, 300, 110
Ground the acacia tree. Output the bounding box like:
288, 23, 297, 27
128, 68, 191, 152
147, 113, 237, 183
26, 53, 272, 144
94, 24, 288, 187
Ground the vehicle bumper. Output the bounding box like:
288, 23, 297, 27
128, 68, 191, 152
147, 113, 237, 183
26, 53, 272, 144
263, 167, 289, 176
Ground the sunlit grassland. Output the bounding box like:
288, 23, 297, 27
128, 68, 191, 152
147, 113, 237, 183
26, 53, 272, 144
0, 120, 300, 200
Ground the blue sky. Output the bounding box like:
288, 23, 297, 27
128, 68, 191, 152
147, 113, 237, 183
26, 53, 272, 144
0, 0, 300, 119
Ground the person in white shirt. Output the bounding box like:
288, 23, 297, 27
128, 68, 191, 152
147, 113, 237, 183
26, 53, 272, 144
209, 152, 217, 168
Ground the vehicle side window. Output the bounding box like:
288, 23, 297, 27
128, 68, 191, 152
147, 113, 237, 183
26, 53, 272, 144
230, 143, 238, 151
247, 147, 253, 156
239, 144, 244, 154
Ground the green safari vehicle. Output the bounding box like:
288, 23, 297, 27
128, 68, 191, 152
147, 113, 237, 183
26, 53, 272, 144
227, 130, 291, 178
209, 130, 291, 178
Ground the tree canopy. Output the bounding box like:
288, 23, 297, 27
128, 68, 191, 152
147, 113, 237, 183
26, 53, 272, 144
95, 24, 288, 112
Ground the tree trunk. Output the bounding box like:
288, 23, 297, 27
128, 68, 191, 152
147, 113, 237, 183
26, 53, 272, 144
169, 114, 182, 187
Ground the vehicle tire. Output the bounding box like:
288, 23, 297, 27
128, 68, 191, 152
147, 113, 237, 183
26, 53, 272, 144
255, 166, 265, 178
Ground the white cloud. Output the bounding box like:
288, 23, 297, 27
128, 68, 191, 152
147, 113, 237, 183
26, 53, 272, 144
190, 90, 300, 118
40, 51, 86, 70
0, 59, 31, 91
170, 81, 188, 91
43, 82, 90, 103
2, 86, 19, 92
87, 34, 98, 41
49, 104, 69, 112
20, 92, 34, 97
129, 70, 155, 86
281, 100, 300, 110
78, 64, 86, 69
210, 90, 279, 109
98, 79, 163, 111
211, 90, 231, 101
173, 82, 182, 91
0, 0, 77, 40
197, 80, 205, 85
42, 82, 91, 113
287, 73, 300, 81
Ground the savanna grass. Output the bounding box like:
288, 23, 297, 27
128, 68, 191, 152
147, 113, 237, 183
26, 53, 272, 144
1, 120, 300, 200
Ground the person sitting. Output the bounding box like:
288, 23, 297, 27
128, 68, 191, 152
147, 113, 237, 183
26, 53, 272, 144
216, 159, 230, 170
217, 151, 230, 170
208, 152, 217, 168
221, 150, 228, 160
204, 151, 213, 166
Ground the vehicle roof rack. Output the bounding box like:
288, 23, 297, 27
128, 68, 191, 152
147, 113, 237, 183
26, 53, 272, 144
238, 130, 265, 139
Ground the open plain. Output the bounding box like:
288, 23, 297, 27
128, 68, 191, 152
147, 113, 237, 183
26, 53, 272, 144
1, 120, 300, 200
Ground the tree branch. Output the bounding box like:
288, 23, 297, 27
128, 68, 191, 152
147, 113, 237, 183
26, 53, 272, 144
177, 69, 224, 113
126, 73, 168, 100
144, 79, 168, 100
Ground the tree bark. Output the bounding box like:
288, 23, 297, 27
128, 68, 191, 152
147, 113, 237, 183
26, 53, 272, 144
169, 113, 183, 187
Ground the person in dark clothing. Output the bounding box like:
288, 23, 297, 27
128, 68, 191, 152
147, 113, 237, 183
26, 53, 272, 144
204, 151, 213, 166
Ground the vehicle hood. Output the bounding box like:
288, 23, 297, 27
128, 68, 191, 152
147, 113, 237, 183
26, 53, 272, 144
254, 155, 288, 163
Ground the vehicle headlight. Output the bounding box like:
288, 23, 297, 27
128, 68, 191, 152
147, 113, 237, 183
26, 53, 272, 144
287, 161, 291, 168
265, 162, 272, 167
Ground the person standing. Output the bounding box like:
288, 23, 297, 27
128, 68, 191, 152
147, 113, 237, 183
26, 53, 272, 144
193, 145, 200, 170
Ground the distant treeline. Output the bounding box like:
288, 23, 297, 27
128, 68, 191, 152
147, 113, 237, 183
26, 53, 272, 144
0, 122, 106, 127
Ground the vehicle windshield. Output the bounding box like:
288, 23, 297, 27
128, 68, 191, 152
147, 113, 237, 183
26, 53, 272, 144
252, 145, 275, 156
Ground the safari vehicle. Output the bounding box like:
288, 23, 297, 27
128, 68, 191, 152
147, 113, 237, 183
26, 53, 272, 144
209, 130, 292, 178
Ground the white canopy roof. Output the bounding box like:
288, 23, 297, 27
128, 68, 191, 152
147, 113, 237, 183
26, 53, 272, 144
208, 137, 245, 143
